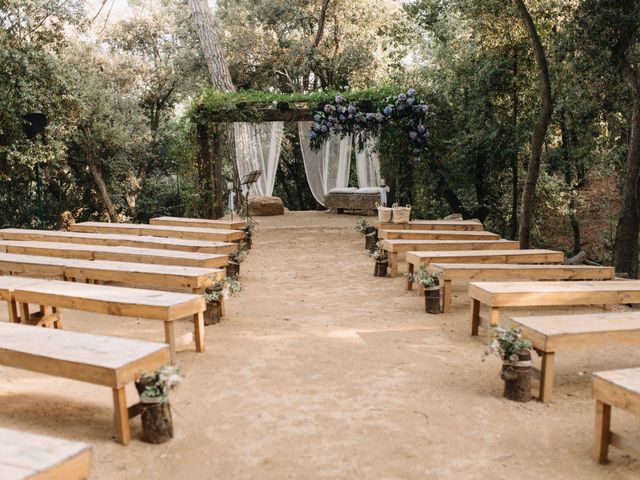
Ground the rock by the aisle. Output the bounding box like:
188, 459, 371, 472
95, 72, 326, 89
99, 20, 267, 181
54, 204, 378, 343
249, 196, 285, 216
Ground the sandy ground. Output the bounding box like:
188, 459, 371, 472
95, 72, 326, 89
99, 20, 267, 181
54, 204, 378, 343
1, 211, 640, 479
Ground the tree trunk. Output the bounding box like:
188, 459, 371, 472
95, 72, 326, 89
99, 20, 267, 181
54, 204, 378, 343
613, 71, 640, 277
510, 47, 520, 240
512, 0, 553, 249
186, 0, 235, 218
87, 159, 118, 222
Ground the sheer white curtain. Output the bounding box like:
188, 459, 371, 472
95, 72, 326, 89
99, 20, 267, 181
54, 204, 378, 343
355, 136, 381, 188
233, 122, 283, 196
298, 121, 352, 206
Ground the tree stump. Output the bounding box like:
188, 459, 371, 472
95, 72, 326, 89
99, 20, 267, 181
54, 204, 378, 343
139, 401, 173, 444
204, 300, 222, 325
364, 227, 376, 250
501, 351, 532, 402
374, 260, 388, 277
424, 287, 441, 314
226, 261, 240, 278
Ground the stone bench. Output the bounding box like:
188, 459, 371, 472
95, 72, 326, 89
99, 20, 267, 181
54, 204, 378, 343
0, 228, 236, 255
0, 322, 170, 445
593, 367, 640, 464
382, 239, 519, 277
324, 192, 379, 214
510, 312, 640, 403
0, 427, 92, 479
433, 264, 615, 312
469, 280, 640, 336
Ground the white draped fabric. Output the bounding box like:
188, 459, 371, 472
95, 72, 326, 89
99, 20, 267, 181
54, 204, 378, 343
233, 122, 284, 197
298, 121, 352, 206
355, 136, 381, 188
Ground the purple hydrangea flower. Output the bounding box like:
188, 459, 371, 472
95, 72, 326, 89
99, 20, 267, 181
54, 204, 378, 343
407, 88, 416, 97
335, 95, 345, 104
397, 93, 407, 102
407, 97, 415, 106
320, 125, 328, 133
313, 114, 322, 122
323, 104, 331, 113
328, 116, 335, 122
365, 113, 374, 120
347, 104, 357, 114
397, 104, 405, 111
309, 130, 317, 139
339, 114, 346, 122
383, 105, 393, 116
375, 113, 384, 122
337, 106, 345, 114
409, 131, 418, 140
417, 124, 426, 134
313, 122, 321, 131
420, 104, 429, 114
348, 114, 354, 120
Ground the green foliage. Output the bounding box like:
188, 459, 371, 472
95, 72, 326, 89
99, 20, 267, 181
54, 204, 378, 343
484, 326, 532, 365
205, 277, 243, 303
405, 264, 442, 288
137, 365, 183, 404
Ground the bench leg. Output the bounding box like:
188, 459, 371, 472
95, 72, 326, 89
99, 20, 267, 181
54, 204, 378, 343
194, 311, 205, 353
594, 400, 611, 464
442, 280, 452, 313
539, 352, 555, 404
406, 263, 414, 291
112, 387, 131, 446
389, 252, 398, 278
488, 307, 500, 327
19, 302, 30, 325
470, 299, 481, 336
7, 300, 19, 323
163, 321, 177, 364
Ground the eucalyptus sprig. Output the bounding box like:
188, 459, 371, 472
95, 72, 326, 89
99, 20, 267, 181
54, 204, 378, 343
205, 277, 243, 303
137, 365, 183, 404
483, 326, 533, 366
356, 218, 371, 235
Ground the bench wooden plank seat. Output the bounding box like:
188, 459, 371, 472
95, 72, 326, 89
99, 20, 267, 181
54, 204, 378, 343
374, 220, 484, 231
150, 216, 246, 230
433, 264, 615, 312
71, 222, 245, 243
406, 250, 565, 290
0, 240, 227, 269
0, 253, 225, 292
0, 427, 92, 479
592, 367, 640, 464
0, 228, 236, 255
469, 280, 640, 336
378, 229, 499, 241
3, 277, 206, 363
382, 239, 519, 277
0, 322, 169, 445
509, 312, 640, 404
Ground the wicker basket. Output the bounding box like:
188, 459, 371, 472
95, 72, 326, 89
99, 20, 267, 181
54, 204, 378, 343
376, 202, 393, 223
392, 204, 411, 224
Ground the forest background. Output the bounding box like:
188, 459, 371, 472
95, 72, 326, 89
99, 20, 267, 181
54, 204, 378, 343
1, 0, 639, 274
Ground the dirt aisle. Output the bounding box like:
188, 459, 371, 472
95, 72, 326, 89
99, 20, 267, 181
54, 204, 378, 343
1, 211, 639, 479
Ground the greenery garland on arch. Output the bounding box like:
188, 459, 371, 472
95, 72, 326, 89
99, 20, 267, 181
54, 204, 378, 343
308, 88, 431, 161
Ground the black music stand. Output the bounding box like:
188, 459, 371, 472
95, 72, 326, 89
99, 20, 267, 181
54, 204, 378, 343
240, 170, 262, 223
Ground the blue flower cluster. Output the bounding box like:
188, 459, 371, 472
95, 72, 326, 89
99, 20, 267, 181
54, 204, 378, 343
309, 89, 429, 160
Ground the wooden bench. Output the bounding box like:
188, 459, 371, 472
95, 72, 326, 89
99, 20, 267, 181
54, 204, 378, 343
469, 280, 640, 336
0, 322, 169, 445
0, 240, 227, 269
71, 222, 245, 243
0, 253, 225, 293
0, 228, 236, 255
433, 264, 615, 312
406, 250, 565, 290
378, 229, 500, 241
0, 427, 92, 479
593, 367, 640, 464
374, 220, 484, 231
509, 313, 640, 404
151, 216, 246, 230
6, 277, 206, 363
382, 239, 519, 277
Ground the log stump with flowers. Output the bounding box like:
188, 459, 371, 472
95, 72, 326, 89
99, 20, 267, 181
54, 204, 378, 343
135, 365, 183, 444
484, 326, 533, 402
227, 246, 248, 278
356, 218, 376, 250
204, 277, 243, 325
370, 241, 388, 277
406, 264, 443, 314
